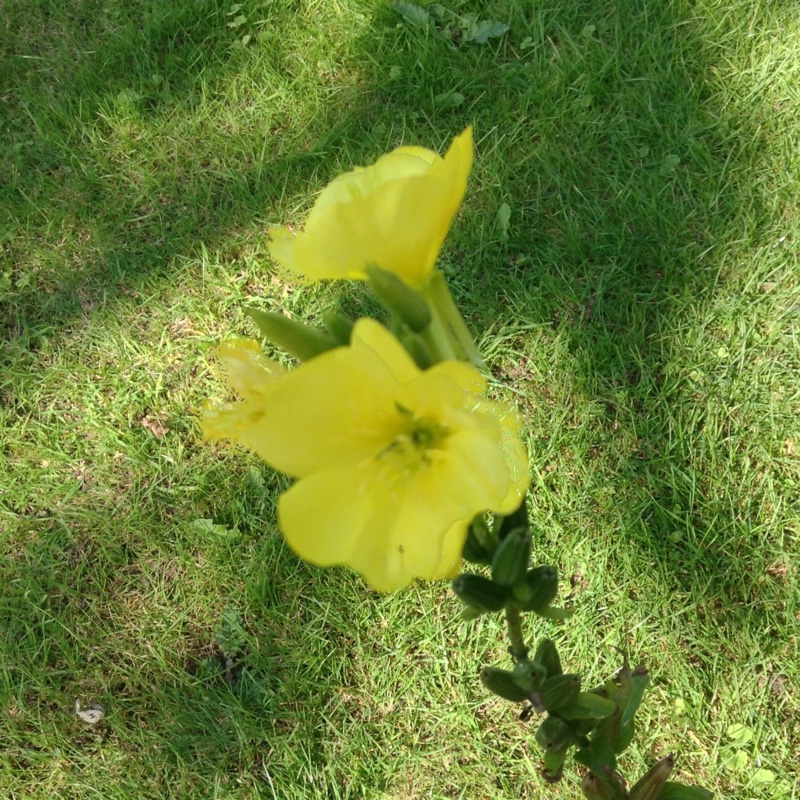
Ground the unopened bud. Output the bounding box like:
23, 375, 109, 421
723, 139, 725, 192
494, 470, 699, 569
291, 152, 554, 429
366, 265, 432, 333
451, 573, 509, 614
491, 527, 531, 587
513, 566, 558, 612
581, 771, 626, 800
480, 667, 529, 703
536, 673, 581, 713
246, 308, 337, 361
629, 754, 675, 800
321, 309, 354, 344
535, 715, 576, 752
532, 638, 562, 678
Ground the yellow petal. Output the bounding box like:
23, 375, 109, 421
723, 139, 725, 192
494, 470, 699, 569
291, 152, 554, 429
349, 317, 420, 385
228, 320, 416, 477
277, 458, 470, 593
268, 127, 473, 286
265, 225, 299, 279
383, 421, 529, 582
215, 338, 285, 401
278, 415, 526, 592
277, 463, 390, 583
399, 360, 486, 420
201, 400, 259, 442
200, 339, 285, 443
470, 397, 530, 512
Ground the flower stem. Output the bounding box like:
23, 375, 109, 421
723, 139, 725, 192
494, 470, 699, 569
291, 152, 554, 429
504, 605, 528, 661
419, 306, 458, 363
419, 271, 484, 367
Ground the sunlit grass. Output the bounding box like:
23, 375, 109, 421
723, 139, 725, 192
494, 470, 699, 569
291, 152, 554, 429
1, 0, 798, 797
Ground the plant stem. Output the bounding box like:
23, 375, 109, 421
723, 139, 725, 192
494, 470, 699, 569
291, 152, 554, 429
418, 270, 484, 368
504, 605, 528, 661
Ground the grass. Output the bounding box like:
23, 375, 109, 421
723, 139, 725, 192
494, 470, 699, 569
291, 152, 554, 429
1, 0, 798, 797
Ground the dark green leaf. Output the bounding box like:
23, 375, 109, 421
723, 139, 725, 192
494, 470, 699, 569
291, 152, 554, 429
464, 20, 509, 44
392, 2, 430, 29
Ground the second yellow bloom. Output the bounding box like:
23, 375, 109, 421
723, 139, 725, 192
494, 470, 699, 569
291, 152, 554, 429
268, 127, 473, 287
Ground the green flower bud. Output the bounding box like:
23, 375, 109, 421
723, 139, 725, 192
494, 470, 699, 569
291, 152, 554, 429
535, 715, 577, 752
629, 754, 675, 800
461, 522, 494, 566
493, 495, 529, 540
512, 659, 547, 694
558, 691, 619, 721
621, 665, 650, 728
617, 665, 650, 754
246, 308, 338, 361
541, 743, 571, 784
396, 331, 433, 370
480, 667, 529, 702
532, 638, 563, 679
590, 707, 623, 755
581, 772, 627, 800
451, 573, 509, 613
536, 673, 582, 713
366, 265, 432, 333
321, 308, 354, 344
491, 527, 532, 586
512, 566, 558, 612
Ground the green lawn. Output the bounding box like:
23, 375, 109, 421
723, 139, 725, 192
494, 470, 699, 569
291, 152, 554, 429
1, 0, 798, 797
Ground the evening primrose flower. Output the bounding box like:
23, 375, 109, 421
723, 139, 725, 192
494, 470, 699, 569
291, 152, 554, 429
201, 318, 529, 592
268, 127, 473, 287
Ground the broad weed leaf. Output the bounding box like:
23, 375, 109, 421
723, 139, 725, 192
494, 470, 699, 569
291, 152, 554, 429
392, 2, 430, 29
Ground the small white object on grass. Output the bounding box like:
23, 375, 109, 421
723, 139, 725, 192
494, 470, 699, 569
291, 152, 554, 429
75, 700, 104, 725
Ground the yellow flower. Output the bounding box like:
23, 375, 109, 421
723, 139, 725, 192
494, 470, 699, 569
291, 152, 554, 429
268, 127, 473, 287
201, 338, 285, 442
201, 319, 529, 592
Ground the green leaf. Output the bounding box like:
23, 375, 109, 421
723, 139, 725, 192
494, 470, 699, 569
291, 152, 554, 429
464, 20, 509, 44
392, 2, 430, 29
365, 265, 431, 333
191, 518, 240, 541
115, 89, 141, 105
750, 768, 775, 787
558, 691, 618, 721
726, 723, 754, 746
659, 783, 714, 799
214, 607, 247, 654
245, 466, 265, 489
722, 751, 749, 772
496, 202, 511, 238
434, 91, 464, 109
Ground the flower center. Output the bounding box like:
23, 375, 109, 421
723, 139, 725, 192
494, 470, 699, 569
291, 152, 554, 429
380, 403, 449, 472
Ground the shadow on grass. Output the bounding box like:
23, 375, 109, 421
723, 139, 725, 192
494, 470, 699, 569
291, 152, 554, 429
0, 0, 382, 349
0, 508, 383, 797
